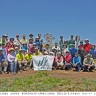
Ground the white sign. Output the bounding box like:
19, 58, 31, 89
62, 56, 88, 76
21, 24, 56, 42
33, 55, 54, 70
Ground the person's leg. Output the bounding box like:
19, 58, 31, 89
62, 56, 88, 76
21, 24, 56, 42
65, 64, 72, 70
10, 62, 14, 73
3, 62, 8, 73
52, 62, 57, 70
24, 61, 27, 71
18, 61, 22, 71
0, 63, 2, 74
13, 62, 17, 73
89, 65, 95, 72
82, 65, 88, 72
76, 64, 81, 71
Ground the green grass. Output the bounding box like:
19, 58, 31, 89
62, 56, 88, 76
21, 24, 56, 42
0, 71, 96, 91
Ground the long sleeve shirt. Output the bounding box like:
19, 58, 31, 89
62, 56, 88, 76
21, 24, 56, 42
73, 56, 81, 65
7, 53, 16, 63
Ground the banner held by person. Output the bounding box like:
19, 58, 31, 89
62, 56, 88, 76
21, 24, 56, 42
33, 55, 54, 70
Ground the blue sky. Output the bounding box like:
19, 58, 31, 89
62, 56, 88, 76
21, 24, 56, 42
0, 0, 96, 44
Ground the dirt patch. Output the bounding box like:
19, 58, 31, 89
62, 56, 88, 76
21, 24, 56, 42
0, 69, 96, 80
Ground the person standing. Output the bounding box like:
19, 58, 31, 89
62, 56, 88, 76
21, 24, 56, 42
84, 39, 92, 53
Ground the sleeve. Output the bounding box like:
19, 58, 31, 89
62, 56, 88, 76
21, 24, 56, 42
83, 58, 86, 65
7, 54, 12, 62
91, 58, 95, 65
76, 57, 81, 64
73, 57, 75, 64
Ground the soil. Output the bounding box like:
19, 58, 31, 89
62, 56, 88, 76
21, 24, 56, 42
0, 69, 96, 80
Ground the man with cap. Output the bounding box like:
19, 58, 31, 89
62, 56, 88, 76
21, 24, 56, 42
82, 54, 95, 72
84, 39, 92, 53
0, 48, 8, 74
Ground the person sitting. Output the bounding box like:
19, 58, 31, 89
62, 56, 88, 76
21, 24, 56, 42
24, 50, 33, 69
0, 48, 8, 74
52, 43, 60, 52
21, 43, 28, 53
54, 52, 64, 70
82, 54, 95, 72
16, 49, 26, 71
7, 48, 17, 74
33, 47, 42, 56
30, 43, 36, 54
64, 51, 72, 70
73, 53, 82, 72
44, 43, 51, 53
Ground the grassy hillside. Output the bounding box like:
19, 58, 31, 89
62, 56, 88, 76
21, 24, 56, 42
0, 71, 96, 91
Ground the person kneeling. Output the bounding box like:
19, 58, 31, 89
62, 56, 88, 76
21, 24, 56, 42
73, 53, 82, 72
7, 48, 17, 74
54, 52, 64, 70
64, 51, 72, 70
24, 50, 33, 69
82, 54, 95, 72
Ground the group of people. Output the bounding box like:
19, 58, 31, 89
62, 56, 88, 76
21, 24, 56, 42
0, 33, 96, 74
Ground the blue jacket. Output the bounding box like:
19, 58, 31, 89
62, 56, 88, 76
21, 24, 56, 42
73, 56, 81, 65
90, 49, 96, 59
0, 54, 5, 63
69, 48, 78, 58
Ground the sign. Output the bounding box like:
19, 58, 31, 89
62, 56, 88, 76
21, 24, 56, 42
33, 55, 54, 70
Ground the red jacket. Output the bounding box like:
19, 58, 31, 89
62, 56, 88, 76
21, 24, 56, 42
65, 54, 72, 64
84, 43, 92, 53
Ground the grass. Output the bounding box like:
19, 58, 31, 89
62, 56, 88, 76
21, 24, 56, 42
0, 71, 96, 91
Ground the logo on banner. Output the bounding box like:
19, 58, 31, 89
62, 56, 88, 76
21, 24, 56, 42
38, 56, 48, 69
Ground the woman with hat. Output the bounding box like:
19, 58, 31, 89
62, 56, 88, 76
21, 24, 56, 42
29, 34, 34, 44
7, 48, 17, 74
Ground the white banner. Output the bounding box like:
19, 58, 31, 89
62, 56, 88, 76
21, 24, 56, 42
33, 55, 54, 70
